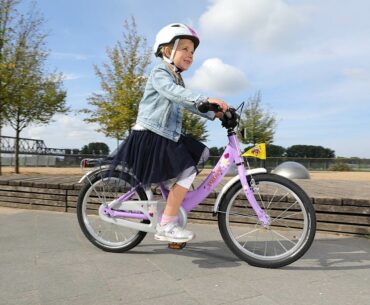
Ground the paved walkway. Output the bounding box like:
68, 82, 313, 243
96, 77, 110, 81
1, 207, 369, 305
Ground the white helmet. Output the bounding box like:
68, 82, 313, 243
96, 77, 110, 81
153, 23, 200, 57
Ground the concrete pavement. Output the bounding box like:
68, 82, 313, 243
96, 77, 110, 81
1, 207, 369, 305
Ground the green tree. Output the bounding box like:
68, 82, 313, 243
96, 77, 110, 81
238, 91, 277, 145
0, 0, 19, 175
266, 144, 286, 157
3, 1, 67, 173
81, 142, 110, 155
209, 146, 224, 157
181, 110, 209, 142
81, 17, 151, 146
286, 145, 335, 158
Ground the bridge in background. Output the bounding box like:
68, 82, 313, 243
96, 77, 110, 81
0, 136, 77, 155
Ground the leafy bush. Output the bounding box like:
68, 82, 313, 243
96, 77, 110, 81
330, 162, 351, 171
286, 145, 335, 158
81, 142, 110, 155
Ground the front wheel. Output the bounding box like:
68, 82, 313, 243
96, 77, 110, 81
218, 173, 316, 268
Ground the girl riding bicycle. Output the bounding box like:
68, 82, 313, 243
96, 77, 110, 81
110, 23, 229, 243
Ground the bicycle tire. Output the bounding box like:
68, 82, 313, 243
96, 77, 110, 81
218, 173, 316, 268
77, 170, 148, 252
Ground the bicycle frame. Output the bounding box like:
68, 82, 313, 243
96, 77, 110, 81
102, 132, 270, 227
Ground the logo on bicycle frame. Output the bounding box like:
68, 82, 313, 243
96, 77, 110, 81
207, 153, 229, 190
207, 167, 222, 190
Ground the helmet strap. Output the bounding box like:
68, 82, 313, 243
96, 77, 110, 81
163, 38, 180, 71
170, 38, 179, 62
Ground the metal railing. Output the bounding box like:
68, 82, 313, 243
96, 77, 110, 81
1, 153, 106, 167
206, 156, 370, 171
1, 151, 369, 171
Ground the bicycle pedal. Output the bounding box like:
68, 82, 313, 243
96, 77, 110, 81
168, 242, 186, 249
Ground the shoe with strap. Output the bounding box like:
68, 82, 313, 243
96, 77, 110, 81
154, 222, 195, 243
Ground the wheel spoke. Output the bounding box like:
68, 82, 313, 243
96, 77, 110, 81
269, 229, 278, 256
273, 201, 299, 221
236, 227, 261, 240
273, 211, 302, 220
224, 210, 258, 221
270, 228, 297, 246
255, 189, 267, 210
271, 213, 302, 228
272, 233, 289, 252
91, 184, 105, 204
266, 188, 279, 211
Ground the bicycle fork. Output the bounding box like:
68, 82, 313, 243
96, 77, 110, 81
230, 133, 271, 227
237, 164, 271, 227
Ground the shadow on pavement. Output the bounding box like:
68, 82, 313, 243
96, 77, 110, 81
127, 236, 370, 271
285, 237, 370, 271
129, 240, 243, 269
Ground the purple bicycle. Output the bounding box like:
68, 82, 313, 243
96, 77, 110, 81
77, 102, 316, 268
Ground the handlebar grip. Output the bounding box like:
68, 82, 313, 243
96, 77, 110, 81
197, 101, 222, 113
224, 111, 232, 119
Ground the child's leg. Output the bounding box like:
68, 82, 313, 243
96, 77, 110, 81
163, 183, 188, 217
155, 173, 196, 242
161, 171, 196, 224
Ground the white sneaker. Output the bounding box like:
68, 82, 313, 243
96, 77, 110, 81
154, 222, 195, 243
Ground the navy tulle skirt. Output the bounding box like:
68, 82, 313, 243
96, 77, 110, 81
108, 130, 209, 187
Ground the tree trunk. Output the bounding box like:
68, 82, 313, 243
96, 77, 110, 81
0, 103, 3, 177
0, 122, 2, 176
15, 127, 20, 174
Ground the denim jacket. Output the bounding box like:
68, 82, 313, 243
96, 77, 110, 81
136, 60, 215, 142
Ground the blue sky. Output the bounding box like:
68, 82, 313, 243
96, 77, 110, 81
4, 0, 370, 158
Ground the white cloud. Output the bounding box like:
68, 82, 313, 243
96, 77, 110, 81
62, 73, 84, 81
51, 52, 89, 61
187, 58, 248, 95
199, 0, 307, 51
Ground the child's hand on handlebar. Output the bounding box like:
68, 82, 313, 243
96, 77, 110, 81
208, 98, 229, 112
208, 98, 229, 119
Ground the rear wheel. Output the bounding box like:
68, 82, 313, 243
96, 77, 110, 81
77, 170, 148, 252
218, 173, 316, 268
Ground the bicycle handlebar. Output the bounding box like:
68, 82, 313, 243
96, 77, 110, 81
197, 101, 222, 113
197, 101, 239, 129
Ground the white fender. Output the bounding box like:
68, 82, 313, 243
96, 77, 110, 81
79, 167, 155, 202
78, 165, 111, 184
213, 168, 267, 213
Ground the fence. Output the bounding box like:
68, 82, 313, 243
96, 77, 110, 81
207, 156, 370, 171
1, 152, 370, 171
1, 153, 105, 167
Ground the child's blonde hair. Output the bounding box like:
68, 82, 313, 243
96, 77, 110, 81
157, 42, 174, 59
